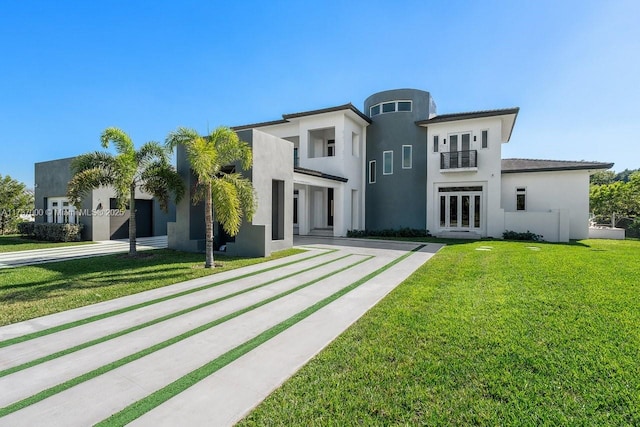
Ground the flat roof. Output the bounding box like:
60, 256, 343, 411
501, 158, 614, 173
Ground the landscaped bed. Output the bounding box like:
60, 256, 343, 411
0, 248, 303, 326
239, 239, 640, 425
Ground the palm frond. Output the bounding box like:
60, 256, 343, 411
70, 152, 117, 175
140, 161, 185, 211
100, 127, 135, 155
221, 173, 256, 222
211, 178, 241, 236
67, 168, 115, 208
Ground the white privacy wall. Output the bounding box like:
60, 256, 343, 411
501, 170, 591, 240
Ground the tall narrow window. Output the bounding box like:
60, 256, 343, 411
433, 135, 439, 153
402, 145, 412, 169
327, 139, 335, 157
516, 187, 526, 211
368, 160, 376, 184
383, 151, 393, 175
481, 130, 488, 149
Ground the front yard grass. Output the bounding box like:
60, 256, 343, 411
0, 235, 94, 253
240, 239, 640, 425
0, 248, 303, 326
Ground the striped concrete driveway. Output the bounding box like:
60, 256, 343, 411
0, 236, 168, 269
0, 237, 443, 426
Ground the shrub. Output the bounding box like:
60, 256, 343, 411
347, 228, 431, 238
20, 222, 83, 242
502, 230, 543, 241
17, 221, 35, 236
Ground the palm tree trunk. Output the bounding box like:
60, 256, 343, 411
129, 184, 137, 256
205, 182, 214, 268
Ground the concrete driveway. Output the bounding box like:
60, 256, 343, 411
0, 237, 442, 426
0, 236, 168, 269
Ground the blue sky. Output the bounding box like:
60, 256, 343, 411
1, 0, 638, 188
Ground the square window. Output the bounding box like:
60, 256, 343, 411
397, 101, 412, 112
383, 151, 393, 175
382, 102, 396, 113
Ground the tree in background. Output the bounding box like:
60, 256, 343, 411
165, 126, 255, 268
0, 175, 33, 234
590, 171, 640, 234
68, 128, 184, 256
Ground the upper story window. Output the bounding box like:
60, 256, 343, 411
402, 145, 412, 169
368, 160, 376, 184
383, 150, 393, 175
481, 130, 488, 149
433, 135, 439, 153
370, 100, 413, 117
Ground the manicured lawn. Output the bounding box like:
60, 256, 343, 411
0, 248, 303, 326
240, 239, 640, 425
0, 235, 94, 253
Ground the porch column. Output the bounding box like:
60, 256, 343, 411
297, 187, 309, 235
333, 186, 345, 237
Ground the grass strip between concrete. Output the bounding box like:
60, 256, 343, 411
97, 245, 425, 426
0, 254, 373, 419
0, 252, 352, 378
0, 249, 336, 349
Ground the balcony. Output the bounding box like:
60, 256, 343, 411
440, 150, 478, 171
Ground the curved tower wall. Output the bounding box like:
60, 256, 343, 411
363, 89, 436, 231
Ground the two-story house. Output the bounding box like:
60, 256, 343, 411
34, 87, 614, 257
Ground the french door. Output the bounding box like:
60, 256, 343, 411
438, 187, 482, 231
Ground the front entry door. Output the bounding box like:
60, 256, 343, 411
438, 187, 483, 231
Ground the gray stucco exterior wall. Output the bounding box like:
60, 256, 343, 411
168, 129, 293, 258
363, 89, 436, 231
35, 157, 175, 241
34, 157, 95, 240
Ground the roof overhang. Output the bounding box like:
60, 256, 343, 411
294, 167, 348, 187
501, 159, 614, 174
416, 107, 520, 142
232, 103, 371, 131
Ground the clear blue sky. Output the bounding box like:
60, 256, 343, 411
1, 0, 638, 188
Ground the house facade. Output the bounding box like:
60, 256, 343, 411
34, 87, 613, 253
228, 88, 612, 246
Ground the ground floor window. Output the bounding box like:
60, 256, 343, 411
438, 186, 482, 230
516, 187, 526, 211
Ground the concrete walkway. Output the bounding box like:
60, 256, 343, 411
0, 236, 168, 269
0, 237, 443, 426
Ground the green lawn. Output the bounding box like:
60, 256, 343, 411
240, 239, 640, 425
0, 248, 303, 326
0, 235, 94, 253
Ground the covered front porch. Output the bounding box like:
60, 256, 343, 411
293, 167, 358, 238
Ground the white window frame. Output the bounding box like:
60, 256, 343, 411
516, 187, 527, 211
433, 135, 439, 153
402, 145, 412, 169
481, 129, 489, 149
383, 150, 393, 175
368, 160, 376, 184
369, 100, 413, 117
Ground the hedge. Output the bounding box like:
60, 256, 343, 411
18, 222, 83, 242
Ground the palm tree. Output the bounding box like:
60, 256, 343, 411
165, 126, 255, 268
68, 127, 185, 256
